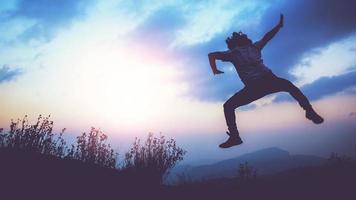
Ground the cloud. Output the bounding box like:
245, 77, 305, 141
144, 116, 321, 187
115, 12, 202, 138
129, 5, 186, 48
276, 70, 356, 102
172, 0, 271, 47
302, 71, 356, 100
290, 35, 356, 86
342, 86, 356, 96
128, 0, 274, 48
0, 0, 18, 14
0, 0, 92, 43
0, 65, 22, 83
259, 0, 356, 78
0, 17, 36, 42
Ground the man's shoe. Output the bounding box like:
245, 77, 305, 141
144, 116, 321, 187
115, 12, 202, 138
219, 133, 243, 148
306, 109, 324, 124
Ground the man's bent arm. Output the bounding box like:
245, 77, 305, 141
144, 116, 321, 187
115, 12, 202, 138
208, 52, 224, 75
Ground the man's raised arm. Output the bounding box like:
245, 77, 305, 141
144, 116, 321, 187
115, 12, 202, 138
255, 14, 284, 50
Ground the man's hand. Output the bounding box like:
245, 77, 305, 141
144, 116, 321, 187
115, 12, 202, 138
279, 14, 284, 28
213, 69, 224, 75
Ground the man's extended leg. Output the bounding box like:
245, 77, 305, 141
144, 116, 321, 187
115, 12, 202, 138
221, 87, 263, 148
273, 77, 324, 124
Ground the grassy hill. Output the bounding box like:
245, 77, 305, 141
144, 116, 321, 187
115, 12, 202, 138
1, 148, 355, 200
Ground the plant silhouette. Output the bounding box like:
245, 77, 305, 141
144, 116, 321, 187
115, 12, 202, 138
124, 133, 186, 184
0, 115, 67, 157
67, 127, 117, 168
0, 115, 186, 187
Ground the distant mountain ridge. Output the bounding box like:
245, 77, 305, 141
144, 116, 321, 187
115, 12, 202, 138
169, 147, 326, 182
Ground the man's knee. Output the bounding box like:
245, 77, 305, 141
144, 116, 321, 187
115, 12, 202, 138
223, 100, 239, 111
280, 79, 295, 91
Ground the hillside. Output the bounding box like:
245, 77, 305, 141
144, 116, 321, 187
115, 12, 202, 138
167, 159, 356, 200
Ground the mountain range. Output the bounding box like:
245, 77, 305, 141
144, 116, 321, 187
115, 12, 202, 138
168, 147, 326, 183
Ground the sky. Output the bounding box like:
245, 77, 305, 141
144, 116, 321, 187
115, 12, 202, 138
1, 0, 356, 164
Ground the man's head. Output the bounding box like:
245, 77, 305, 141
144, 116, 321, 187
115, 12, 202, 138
225, 31, 252, 50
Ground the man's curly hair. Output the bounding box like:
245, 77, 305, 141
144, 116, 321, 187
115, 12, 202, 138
225, 32, 252, 50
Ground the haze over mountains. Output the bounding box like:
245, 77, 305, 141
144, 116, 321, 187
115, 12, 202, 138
168, 147, 326, 183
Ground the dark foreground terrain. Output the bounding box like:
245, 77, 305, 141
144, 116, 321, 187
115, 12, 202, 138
1, 149, 355, 200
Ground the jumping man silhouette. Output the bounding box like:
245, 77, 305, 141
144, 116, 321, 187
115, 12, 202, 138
208, 14, 324, 148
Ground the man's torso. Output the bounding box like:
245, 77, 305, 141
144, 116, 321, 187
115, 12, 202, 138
222, 42, 272, 84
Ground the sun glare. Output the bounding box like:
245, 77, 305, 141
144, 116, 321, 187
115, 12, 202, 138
66, 39, 185, 128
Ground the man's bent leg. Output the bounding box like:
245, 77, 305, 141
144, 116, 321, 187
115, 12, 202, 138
223, 87, 261, 135
274, 78, 324, 124
220, 87, 264, 148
